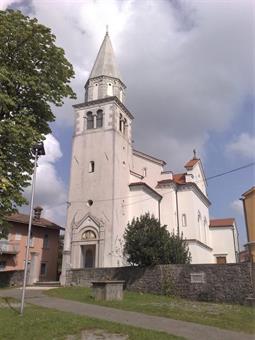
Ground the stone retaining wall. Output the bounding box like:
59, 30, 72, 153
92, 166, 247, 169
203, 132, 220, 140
66, 263, 254, 304
0, 270, 24, 287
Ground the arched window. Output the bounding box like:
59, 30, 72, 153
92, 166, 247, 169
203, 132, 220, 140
87, 111, 93, 129
96, 110, 103, 128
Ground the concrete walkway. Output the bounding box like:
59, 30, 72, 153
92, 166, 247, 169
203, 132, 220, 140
0, 288, 253, 340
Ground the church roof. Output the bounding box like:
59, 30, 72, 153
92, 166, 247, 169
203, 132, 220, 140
133, 149, 166, 166
89, 32, 123, 81
184, 158, 200, 169
157, 173, 186, 186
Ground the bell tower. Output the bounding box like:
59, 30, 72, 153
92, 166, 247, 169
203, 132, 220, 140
61, 31, 133, 284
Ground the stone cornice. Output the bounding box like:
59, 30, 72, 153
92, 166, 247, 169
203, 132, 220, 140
73, 96, 134, 120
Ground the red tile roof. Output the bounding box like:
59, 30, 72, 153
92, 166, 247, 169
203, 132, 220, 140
184, 158, 200, 168
157, 173, 186, 186
6, 213, 64, 230
173, 173, 186, 184
210, 218, 235, 228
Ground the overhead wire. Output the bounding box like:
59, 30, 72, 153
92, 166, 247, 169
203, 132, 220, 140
47, 161, 255, 209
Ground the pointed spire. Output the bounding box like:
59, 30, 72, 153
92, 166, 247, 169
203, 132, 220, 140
89, 31, 123, 81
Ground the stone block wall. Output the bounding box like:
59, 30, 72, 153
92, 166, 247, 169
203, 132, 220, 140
66, 263, 254, 304
0, 270, 24, 288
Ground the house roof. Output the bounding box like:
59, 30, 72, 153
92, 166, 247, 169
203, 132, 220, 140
209, 218, 235, 228
5, 213, 64, 231
242, 186, 255, 198
129, 182, 162, 200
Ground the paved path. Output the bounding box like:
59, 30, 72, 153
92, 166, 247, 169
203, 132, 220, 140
0, 288, 253, 340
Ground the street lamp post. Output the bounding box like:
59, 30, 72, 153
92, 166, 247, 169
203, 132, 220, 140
20, 142, 45, 315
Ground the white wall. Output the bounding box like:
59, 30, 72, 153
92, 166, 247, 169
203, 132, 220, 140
132, 154, 163, 188
187, 241, 213, 263
128, 186, 159, 222
210, 227, 237, 263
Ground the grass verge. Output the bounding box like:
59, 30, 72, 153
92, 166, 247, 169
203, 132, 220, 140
0, 297, 180, 340
46, 287, 255, 334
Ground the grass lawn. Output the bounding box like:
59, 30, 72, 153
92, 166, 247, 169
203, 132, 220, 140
0, 297, 181, 340
46, 287, 255, 334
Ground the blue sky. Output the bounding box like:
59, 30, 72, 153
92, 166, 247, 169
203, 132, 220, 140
3, 0, 254, 248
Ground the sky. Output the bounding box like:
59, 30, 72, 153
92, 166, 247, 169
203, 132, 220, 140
2, 0, 254, 248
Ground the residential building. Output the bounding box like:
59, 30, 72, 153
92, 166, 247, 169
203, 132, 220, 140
241, 187, 255, 262
61, 32, 239, 283
0, 207, 63, 283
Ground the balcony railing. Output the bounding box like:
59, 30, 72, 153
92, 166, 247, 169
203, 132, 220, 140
0, 240, 20, 254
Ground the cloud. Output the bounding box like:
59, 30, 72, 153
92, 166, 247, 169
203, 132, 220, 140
0, 0, 23, 10
230, 199, 243, 216
4, 0, 254, 172
22, 134, 67, 226
226, 133, 255, 160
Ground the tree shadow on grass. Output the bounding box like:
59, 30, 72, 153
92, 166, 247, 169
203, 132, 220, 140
2, 297, 20, 314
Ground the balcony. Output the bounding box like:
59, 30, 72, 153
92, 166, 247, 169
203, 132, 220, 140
0, 240, 19, 255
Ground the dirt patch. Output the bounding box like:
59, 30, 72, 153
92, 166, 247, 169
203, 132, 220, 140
66, 329, 128, 340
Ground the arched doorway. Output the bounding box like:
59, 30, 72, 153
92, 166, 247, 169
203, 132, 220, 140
80, 229, 98, 268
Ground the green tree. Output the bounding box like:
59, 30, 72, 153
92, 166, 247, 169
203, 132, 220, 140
0, 10, 76, 237
123, 213, 191, 266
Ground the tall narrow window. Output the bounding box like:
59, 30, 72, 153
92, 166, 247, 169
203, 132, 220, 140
89, 161, 95, 173
87, 112, 93, 129
43, 234, 49, 249
107, 83, 113, 96
123, 118, 127, 135
119, 114, 122, 131
182, 214, 187, 227
204, 218, 207, 243
120, 89, 123, 102
96, 110, 103, 128
40, 262, 47, 275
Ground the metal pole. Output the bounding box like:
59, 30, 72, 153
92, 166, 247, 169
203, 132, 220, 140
20, 148, 38, 315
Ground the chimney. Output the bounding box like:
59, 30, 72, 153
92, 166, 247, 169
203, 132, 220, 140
33, 206, 43, 220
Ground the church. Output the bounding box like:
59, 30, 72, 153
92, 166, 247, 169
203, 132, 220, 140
61, 32, 239, 284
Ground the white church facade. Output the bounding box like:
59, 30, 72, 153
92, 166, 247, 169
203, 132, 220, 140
61, 32, 239, 283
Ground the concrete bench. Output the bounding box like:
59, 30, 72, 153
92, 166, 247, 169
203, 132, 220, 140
91, 280, 125, 301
